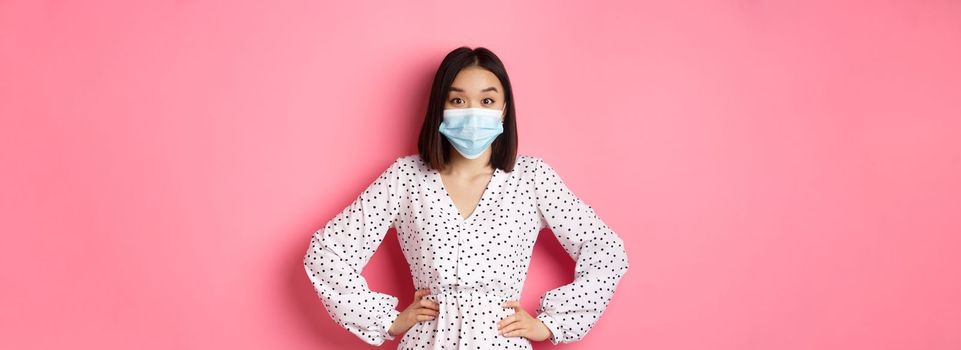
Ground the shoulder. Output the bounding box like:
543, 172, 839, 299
520, 154, 570, 190
515, 153, 555, 173
512, 154, 542, 173
392, 153, 431, 176
516, 153, 542, 164
395, 153, 424, 167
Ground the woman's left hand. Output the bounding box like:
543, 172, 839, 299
496, 300, 553, 342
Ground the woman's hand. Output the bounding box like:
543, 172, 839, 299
496, 300, 553, 342
388, 288, 440, 338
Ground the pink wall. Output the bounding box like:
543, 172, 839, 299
2, 0, 959, 349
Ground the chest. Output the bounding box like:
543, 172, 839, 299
395, 169, 542, 245
438, 172, 493, 221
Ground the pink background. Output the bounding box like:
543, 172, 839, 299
2, 0, 959, 349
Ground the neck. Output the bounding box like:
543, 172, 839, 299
445, 147, 494, 175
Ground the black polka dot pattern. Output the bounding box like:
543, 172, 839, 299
303, 154, 630, 348
530, 156, 630, 345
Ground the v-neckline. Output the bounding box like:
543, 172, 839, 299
432, 165, 501, 225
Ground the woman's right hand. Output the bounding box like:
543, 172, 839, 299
388, 288, 440, 338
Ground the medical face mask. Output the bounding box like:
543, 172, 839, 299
438, 107, 505, 159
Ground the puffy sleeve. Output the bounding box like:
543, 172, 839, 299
303, 157, 405, 346
532, 156, 631, 345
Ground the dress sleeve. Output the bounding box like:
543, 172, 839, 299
303, 157, 405, 346
532, 156, 631, 345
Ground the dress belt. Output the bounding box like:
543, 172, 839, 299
421, 282, 517, 303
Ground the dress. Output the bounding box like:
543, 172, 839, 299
303, 154, 630, 348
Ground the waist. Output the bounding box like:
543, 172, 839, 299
421, 282, 517, 302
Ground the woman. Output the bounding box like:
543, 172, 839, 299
303, 46, 630, 349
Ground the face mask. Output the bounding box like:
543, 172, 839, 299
438, 107, 505, 159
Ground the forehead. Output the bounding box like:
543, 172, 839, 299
449, 67, 503, 93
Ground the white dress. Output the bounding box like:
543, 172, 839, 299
303, 154, 630, 349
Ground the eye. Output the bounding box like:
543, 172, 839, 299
482, 98, 495, 105
449, 97, 464, 105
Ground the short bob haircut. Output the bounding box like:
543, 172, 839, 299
418, 46, 518, 173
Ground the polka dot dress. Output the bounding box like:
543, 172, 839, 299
303, 154, 630, 348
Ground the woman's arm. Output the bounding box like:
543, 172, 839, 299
532, 156, 631, 345
303, 157, 405, 346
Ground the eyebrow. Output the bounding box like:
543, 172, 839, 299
449, 86, 499, 93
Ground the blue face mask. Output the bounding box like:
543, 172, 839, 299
438, 107, 505, 159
